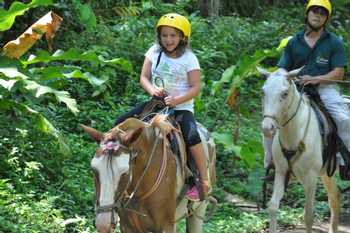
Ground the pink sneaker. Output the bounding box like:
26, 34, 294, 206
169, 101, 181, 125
185, 186, 200, 202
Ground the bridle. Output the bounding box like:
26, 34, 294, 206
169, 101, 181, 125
94, 148, 137, 210
263, 80, 304, 129
93, 127, 169, 231
92, 141, 139, 230
263, 78, 312, 171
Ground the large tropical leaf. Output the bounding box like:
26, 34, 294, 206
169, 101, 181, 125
0, 67, 30, 79
24, 80, 79, 114
23, 49, 133, 72
215, 36, 292, 109
72, 0, 96, 31
239, 139, 264, 168
212, 131, 241, 155
29, 67, 105, 86
2, 11, 62, 58
0, 79, 18, 91
0, 67, 79, 114
0, 0, 53, 31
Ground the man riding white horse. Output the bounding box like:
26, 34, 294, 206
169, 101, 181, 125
264, 0, 349, 170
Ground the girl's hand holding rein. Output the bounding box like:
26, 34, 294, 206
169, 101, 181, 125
164, 95, 178, 107
152, 87, 166, 97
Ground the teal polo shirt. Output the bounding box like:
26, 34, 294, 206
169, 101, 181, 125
278, 30, 347, 76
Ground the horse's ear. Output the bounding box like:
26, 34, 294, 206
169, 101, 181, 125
257, 66, 270, 78
80, 124, 104, 143
121, 127, 144, 146
287, 66, 304, 79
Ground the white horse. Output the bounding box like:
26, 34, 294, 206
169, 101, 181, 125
260, 68, 340, 233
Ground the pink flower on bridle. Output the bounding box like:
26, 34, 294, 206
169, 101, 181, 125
102, 141, 120, 154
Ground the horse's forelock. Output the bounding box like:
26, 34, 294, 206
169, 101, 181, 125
264, 71, 290, 90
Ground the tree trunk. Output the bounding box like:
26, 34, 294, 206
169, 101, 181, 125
199, 0, 220, 17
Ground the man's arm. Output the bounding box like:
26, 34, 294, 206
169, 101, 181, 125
298, 67, 345, 86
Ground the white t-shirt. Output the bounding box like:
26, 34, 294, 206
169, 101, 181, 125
145, 44, 200, 112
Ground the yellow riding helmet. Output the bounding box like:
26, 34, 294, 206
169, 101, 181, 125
306, 0, 332, 16
156, 13, 191, 40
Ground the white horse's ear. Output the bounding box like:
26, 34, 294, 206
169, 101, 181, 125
257, 66, 270, 78
287, 66, 304, 79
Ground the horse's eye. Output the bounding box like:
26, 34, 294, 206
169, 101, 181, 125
95, 148, 103, 157
281, 91, 288, 100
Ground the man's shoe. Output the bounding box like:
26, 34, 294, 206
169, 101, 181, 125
261, 163, 275, 182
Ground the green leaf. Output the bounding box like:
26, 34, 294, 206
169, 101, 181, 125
239, 140, 264, 168
213, 65, 235, 93
221, 65, 235, 83
63, 70, 105, 86
0, 0, 53, 31
0, 67, 29, 79
54, 91, 79, 115
0, 99, 70, 155
36, 113, 56, 135
23, 49, 133, 72
57, 134, 71, 156
212, 132, 233, 146
212, 131, 241, 155
0, 56, 22, 68
277, 36, 292, 51
224, 48, 279, 99
217, 36, 292, 102
0, 98, 12, 110
0, 78, 17, 90
92, 84, 107, 97
240, 145, 257, 168
73, 0, 96, 31
99, 56, 133, 73
24, 80, 79, 114
29, 66, 105, 87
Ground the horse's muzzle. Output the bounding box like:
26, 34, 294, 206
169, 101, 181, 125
95, 212, 115, 233
262, 118, 277, 138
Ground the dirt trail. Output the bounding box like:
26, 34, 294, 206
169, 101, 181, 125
283, 212, 350, 233
223, 191, 350, 233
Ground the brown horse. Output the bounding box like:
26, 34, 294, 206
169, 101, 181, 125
82, 114, 216, 233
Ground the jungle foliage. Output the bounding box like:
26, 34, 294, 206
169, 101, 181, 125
0, 0, 349, 232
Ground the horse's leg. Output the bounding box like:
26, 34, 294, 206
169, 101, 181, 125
300, 170, 318, 233
162, 224, 176, 233
268, 168, 287, 233
321, 174, 340, 233
186, 201, 207, 233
